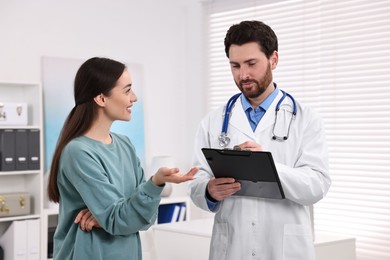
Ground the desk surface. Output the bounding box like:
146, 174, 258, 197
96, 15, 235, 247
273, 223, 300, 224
153, 218, 356, 245
153, 218, 213, 237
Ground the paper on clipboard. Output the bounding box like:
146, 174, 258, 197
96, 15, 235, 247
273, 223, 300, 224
201, 148, 285, 199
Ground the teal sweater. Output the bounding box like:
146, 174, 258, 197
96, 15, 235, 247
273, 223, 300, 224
54, 133, 163, 260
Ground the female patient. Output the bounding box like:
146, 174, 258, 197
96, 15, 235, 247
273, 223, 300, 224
48, 57, 197, 260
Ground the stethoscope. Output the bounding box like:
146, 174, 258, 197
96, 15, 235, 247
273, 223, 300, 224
218, 90, 297, 148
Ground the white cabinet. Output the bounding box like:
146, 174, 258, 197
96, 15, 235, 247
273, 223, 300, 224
153, 218, 356, 260
315, 233, 356, 260
0, 81, 44, 259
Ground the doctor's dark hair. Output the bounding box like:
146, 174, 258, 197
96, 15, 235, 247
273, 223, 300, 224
48, 57, 126, 203
224, 20, 278, 59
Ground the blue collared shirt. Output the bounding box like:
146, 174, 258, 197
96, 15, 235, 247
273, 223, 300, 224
241, 86, 279, 132
205, 85, 279, 210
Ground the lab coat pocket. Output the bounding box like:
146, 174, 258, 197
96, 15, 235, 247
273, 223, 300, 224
283, 224, 315, 260
209, 222, 228, 260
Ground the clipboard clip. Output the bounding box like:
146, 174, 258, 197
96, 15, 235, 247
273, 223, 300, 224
221, 147, 252, 156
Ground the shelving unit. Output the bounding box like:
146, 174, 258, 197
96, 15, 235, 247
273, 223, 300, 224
0, 81, 44, 258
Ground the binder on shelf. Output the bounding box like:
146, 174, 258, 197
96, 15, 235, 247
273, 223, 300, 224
158, 204, 177, 224
170, 205, 181, 223
47, 227, 56, 259
27, 219, 40, 260
0, 220, 27, 260
0, 219, 40, 260
27, 129, 40, 170
15, 129, 28, 171
178, 205, 186, 222
158, 203, 186, 224
0, 129, 15, 171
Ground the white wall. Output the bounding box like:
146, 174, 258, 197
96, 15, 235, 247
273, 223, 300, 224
0, 0, 206, 199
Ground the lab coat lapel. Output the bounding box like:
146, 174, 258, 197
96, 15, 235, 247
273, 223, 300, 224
229, 99, 256, 140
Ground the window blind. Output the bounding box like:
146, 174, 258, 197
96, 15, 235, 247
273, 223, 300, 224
204, 0, 390, 259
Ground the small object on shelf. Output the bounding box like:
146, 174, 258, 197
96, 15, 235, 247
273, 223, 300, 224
0, 102, 28, 125
0, 192, 31, 217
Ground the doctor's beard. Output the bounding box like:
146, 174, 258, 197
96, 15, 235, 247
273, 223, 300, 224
236, 63, 273, 99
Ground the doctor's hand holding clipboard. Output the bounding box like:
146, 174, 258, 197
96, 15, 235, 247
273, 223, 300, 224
206, 141, 261, 201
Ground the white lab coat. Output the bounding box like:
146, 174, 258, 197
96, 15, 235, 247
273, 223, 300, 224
188, 90, 331, 260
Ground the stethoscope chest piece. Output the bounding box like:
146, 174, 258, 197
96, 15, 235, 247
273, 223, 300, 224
218, 133, 230, 148
218, 93, 241, 148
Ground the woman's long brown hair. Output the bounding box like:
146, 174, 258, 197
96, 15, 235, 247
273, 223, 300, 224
47, 57, 125, 202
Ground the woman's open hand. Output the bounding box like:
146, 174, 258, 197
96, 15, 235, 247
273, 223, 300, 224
152, 167, 198, 186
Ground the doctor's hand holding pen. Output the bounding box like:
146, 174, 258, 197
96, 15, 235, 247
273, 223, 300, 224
75, 166, 198, 232
207, 141, 262, 201
233, 141, 263, 152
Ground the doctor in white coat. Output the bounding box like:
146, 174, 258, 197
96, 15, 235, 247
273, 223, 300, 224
188, 21, 331, 260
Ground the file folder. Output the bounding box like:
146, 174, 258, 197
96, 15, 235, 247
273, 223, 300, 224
170, 205, 181, 223
178, 205, 186, 222
0, 129, 16, 171
15, 129, 28, 171
158, 203, 186, 224
0, 220, 27, 260
27, 129, 40, 170
27, 219, 40, 260
202, 148, 285, 199
0, 219, 40, 260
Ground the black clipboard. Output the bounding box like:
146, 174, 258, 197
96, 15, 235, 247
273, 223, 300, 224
202, 148, 285, 199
